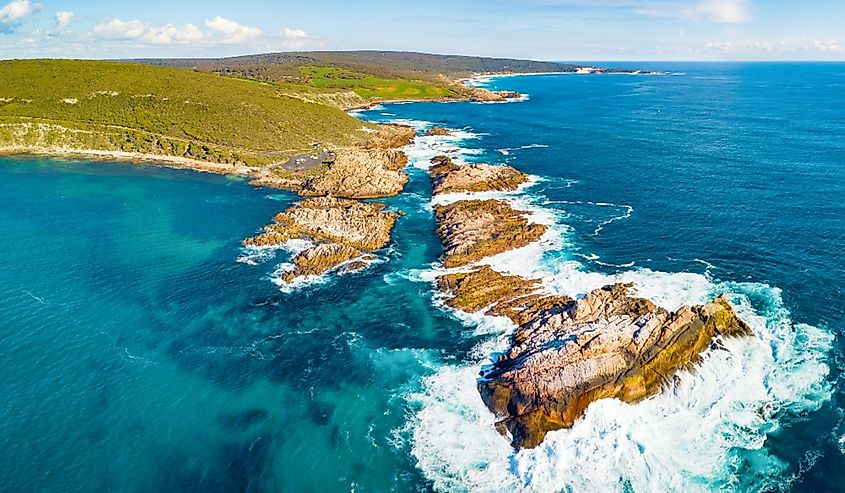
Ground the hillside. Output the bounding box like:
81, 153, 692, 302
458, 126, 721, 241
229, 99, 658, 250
132, 51, 589, 106
136, 50, 583, 83
0, 59, 377, 168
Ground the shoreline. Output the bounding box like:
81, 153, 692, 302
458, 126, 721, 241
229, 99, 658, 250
0, 146, 256, 177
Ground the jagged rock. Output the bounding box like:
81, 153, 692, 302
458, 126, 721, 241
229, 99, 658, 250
425, 126, 453, 137
362, 124, 416, 150
244, 196, 395, 283
424, 125, 754, 452
246, 124, 414, 199
282, 243, 364, 282
244, 197, 395, 251
437, 266, 571, 326
457, 86, 524, 103
477, 283, 752, 449
429, 155, 528, 195
434, 199, 546, 268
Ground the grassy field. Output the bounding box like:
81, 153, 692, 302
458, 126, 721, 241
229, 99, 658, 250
0, 60, 376, 167
296, 66, 455, 100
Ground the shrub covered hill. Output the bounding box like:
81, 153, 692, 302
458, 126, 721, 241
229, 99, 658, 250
0, 59, 375, 167
0, 52, 584, 169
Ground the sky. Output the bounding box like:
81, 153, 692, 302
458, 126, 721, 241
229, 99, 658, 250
1, 0, 844, 61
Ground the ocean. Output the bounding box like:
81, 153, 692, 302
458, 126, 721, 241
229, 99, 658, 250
1, 62, 843, 492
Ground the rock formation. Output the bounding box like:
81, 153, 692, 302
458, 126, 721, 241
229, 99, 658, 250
455, 85, 525, 103
299, 147, 409, 199
248, 124, 415, 199
244, 124, 413, 285
244, 196, 395, 283
428, 153, 753, 450
281, 243, 374, 283
475, 284, 751, 448
434, 199, 546, 268
429, 156, 528, 195
425, 126, 453, 137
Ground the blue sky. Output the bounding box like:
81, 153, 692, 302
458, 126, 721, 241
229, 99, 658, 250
1, 0, 844, 60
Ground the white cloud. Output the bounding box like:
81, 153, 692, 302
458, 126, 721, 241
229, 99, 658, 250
205, 16, 261, 44
281, 27, 313, 49
631, 0, 750, 24
93, 17, 266, 46
683, 38, 845, 55
0, 0, 34, 29
814, 40, 843, 53
694, 0, 748, 23
94, 19, 206, 44
55, 11, 73, 29
283, 28, 307, 39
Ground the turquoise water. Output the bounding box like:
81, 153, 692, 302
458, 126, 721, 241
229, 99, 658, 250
2, 63, 844, 491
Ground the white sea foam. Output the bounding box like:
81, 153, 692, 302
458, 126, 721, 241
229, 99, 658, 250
497, 144, 550, 156
407, 268, 833, 492
398, 123, 485, 171
236, 238, 314, 266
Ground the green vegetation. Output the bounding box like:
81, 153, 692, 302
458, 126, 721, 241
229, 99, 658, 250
137, 51, 586, 104
0, 59, 377, 166
139, 50, 581, 83
296, 66, 455, 100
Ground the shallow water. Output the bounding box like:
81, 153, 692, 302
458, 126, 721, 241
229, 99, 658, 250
2, 62, 844, 492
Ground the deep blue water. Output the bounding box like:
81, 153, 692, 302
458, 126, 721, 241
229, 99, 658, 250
1, 63, 844, 492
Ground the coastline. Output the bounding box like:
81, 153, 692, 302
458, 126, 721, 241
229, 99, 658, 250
0, 145, 255, 177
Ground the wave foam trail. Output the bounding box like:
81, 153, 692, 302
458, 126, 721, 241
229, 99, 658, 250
408, 268, 833, 492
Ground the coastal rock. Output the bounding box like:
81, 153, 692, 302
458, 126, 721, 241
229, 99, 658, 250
281, 243, 367, 283
429, 155, 528, 195
437, 266, 571, 326
300, 147, 409, 199
434, 199, 546, 267
244, 196, 395, 283
247, 124, 415, 199
244, 196, 396, 251
477, 283, 752, 449
456, 85, 524, 103
425, 126, 453, 137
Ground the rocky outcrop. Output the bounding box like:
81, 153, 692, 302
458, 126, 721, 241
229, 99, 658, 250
299, 148, 409, 199
425, 126, 453, 137
476, 284, 751, 448
248, 124, 415, 199
429, 156, 528, 195
244, 196, 395, 283
427, 147, 753, 451
245, 197, 395, 251
244, 124, 413, 284
281, 243, 373, 283
456, 85, 525, 103
434, 199, 546, 268
436, 266, 571, 326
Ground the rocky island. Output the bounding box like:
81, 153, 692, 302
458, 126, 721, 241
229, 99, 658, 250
244, 196, 397, 282
428, 156, 753, 449
429, 155, 528, 195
